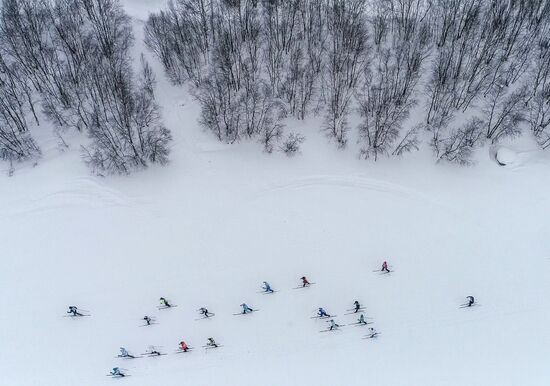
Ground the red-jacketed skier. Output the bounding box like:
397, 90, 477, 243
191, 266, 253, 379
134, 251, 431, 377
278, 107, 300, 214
179, 341, 189, 352
381, 261, 390, 273
300, 276, 311, 287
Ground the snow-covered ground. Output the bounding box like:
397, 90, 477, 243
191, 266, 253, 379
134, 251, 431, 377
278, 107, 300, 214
1, 6, 550, 386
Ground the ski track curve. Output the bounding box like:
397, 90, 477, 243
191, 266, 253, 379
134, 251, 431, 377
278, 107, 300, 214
0, 177, 139, 218
254, 174, 457, 216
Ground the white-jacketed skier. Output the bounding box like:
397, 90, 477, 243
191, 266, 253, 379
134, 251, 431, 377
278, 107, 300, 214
328, 319, 340, 330
119, 347, 135, 358
159, 297, 171, 307
146, 345, 162, 356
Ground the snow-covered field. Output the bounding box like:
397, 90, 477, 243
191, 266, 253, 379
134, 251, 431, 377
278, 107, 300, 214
1, 5, 550, 386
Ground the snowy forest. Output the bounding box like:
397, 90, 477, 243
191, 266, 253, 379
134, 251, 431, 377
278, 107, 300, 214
1, 0, 550, 174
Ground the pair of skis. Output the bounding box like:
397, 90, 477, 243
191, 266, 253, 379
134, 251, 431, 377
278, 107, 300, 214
292, 283, 316, 290
141, 352, 167, 357
352, 321, 373, 327
115, 354, 138, 359
232, 309, 260, 316
257, 290, 279, 294
319, 324, 346, 333
157, 304, 177, 310
195, 313, 215, 320
310, 314, 336, 319
363, 332, 381, 339
459, 303, 479, 308
344, 310, 364, 315
140, 322, 159, 327
202, 344, 224, 350
174, 348, 194, 354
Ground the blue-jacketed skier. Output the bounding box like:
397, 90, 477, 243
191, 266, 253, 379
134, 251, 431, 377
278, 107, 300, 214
467, 296, 475, 307
240, 303, 254, 314
318, 307, 330, 317
110, 367, 125, 377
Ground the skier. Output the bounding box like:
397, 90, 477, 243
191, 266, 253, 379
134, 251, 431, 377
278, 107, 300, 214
240, 303, 254, 314
159, 297, 171, 307
199, 307, 211, 318
367, 327, 378, 338
300, 276, 311, 287
207, 337, 218, 348
328, 319, 340, 331
179, 341, 189, 352
262, 281, 274, 293
381, 261, 390, 273
110, 367, 125, 377
357, 314, 367, 325
147, 345, 161, 356
67, 306, 82, 317
466, 296, 475, 307
353, 300, 361, 313
318, 307, 330, 318
119, 347, 135, 358
143, 316, 153, 325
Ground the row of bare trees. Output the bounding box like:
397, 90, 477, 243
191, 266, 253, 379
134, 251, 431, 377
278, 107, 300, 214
146, 0, 550, 164
0, 0, 171, 174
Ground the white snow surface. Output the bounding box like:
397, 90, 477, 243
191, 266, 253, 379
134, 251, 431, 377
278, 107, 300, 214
1, 10, 550, 386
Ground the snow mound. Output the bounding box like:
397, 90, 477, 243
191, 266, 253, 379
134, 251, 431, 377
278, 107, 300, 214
495, 147, 518, 166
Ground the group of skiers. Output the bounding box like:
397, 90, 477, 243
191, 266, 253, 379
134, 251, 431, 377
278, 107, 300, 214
315, 300, 378, 336
65, 265, 479, 378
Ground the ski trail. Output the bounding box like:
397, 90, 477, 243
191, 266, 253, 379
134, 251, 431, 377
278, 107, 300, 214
0, 177, 140, 218
251, 174, 482, 231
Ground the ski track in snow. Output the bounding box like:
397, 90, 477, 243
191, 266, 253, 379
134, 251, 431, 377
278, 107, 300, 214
261, 174, 436, 202
254, 174, 481, 230
0, 177, 139, 218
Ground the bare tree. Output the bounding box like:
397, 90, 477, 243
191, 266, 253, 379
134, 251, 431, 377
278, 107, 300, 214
323, 0, 368, 147
358, 0, 430, 160
435, 117, 484, 165
0, 55, 40, 165
483, 83, 528, 143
